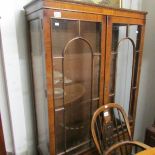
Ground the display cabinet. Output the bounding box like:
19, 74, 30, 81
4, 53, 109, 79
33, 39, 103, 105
24, 1, 147, 154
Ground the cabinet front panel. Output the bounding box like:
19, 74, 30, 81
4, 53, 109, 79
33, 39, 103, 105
51, 18, 102, 154
105, 18, 143, 122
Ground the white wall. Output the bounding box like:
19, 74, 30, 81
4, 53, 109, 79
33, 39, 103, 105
134, 0, 155, 141
14, 1, 37, 154
122, 0, 142, 10
0, 0, 36, 154
0, 29, 15, 153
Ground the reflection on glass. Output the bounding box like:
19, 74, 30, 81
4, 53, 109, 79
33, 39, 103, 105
109, 24, 141, 118
115, 39, 133, 115
52, 19, 101, 154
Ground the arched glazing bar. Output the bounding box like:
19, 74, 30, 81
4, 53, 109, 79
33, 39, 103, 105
110, 37, 137, 118
62, 36, 95, 152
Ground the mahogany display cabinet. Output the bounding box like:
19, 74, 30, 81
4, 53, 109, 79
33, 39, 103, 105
24, 1, 147, 154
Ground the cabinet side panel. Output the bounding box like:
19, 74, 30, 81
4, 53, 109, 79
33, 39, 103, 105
29, 19, 49, 154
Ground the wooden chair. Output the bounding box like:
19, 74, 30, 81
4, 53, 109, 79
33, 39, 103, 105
91, 103, 151, 155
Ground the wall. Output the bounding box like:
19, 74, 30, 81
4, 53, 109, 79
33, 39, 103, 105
134, 0, 155, 141
122, 0, 142, 10
0, 0, 36, 154
0, 26, 15, 153
15, 0, 37, 154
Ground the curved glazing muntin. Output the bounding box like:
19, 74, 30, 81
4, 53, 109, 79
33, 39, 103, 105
112, 37, 137, 117
61, 36, 95, 151
62, 36, 94, 56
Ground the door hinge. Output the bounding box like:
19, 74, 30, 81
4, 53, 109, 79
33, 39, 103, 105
41, 18, 43, 29
45, 89, 47, 98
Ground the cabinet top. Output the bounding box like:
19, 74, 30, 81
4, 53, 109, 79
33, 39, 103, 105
24, 0, 147, 20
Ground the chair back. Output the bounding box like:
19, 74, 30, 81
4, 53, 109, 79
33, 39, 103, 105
91, 103, 132, 154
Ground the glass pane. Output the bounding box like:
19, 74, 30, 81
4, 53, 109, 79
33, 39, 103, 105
93, 56, 101, 98
52, 19, 101, 154
52, 19, 78, 57
64, 39, 92, 150
109, 24, 141, 118
115, 38, 133, 115
55, 110, 65, 153
30, 19, 49, 154
53, 58, 63, 109
81, 21, 101, 53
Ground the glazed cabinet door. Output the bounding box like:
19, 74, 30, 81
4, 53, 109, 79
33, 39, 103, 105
49, 11, 106, 154
104, 16, 145, 128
